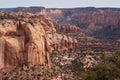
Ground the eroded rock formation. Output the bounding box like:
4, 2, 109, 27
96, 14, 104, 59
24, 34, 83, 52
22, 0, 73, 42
0, 11, 78, 69
54, 23, 82, 33
48, 33, 78, 52
2, 7, 120, 40
0, 20, 51, 68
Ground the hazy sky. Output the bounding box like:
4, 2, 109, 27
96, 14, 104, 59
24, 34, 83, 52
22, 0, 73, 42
0, 0, 120, 8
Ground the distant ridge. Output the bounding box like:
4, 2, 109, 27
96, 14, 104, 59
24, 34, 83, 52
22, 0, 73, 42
0, 6, 120, 12
0, 6, 120, 40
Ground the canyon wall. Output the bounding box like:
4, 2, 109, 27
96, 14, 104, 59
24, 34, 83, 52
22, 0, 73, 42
0, 11, 78, 69
45, 8, 120, 40
0, 20, 51, 68
2, 7, 120, 40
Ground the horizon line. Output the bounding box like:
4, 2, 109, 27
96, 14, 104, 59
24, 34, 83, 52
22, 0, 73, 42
0, 6, 120, 9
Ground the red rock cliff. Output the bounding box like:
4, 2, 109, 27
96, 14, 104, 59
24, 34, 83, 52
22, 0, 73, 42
0, 11, 78, 69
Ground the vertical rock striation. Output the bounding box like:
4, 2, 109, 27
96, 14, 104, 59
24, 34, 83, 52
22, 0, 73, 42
0, 11, 78, 69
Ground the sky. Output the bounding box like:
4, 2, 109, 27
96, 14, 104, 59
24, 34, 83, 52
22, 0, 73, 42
0, 0, 120, 8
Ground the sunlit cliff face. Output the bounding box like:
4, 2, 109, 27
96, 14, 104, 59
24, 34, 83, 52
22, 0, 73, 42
0, 11, 78, 69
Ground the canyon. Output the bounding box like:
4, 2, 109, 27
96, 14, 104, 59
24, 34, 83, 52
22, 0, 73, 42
1, 7, 120, 40
0, 7, 120, 80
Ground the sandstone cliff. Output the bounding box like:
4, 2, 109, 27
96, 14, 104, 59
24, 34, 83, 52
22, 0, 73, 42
0, 11, 78, 69
45, 8, 120, 40
3, 7, 119, 40
0, 20, 51, 68
54, 23, 82, 34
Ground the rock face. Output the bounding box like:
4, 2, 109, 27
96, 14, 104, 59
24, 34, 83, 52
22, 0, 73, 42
0, 21, 51, 68
3, 7, 120, 40
54, 23, 82, 34
0, 11, 78, 69
0, 38, 5, 69
48, 33, 78, 52
46, 8, 120, 40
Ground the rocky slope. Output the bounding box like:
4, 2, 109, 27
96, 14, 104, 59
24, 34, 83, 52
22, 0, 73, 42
0, 11, 78, 69
2, 7, 120, 40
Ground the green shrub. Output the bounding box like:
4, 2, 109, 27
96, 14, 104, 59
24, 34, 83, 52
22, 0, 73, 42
77, 51, 120, 80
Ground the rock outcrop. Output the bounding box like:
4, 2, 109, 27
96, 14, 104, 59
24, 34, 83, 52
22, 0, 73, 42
54, 23, 82, 34
0, 20, 51, 68
0, 11, 78, 69
2, 7, 120, 40
48, 33, 78, 52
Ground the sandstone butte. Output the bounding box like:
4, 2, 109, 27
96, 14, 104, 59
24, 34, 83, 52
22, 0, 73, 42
0, 11, 78, 69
